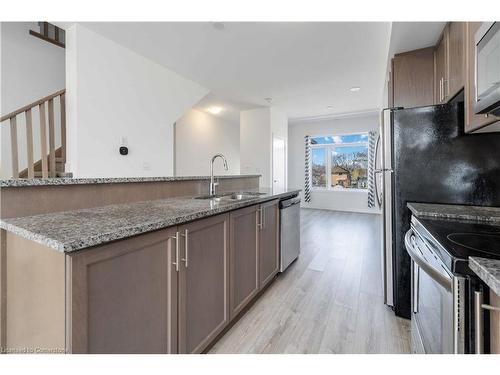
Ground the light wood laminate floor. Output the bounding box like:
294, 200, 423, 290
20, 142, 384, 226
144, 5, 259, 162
210, 208, 410, 354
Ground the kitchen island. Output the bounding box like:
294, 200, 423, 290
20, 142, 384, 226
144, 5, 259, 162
0, 176, 300, 354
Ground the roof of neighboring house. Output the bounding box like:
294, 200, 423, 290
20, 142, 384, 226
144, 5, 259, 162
332, 166, 350, 174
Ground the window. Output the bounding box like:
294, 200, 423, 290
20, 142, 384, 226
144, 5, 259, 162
310, 133, 369, 191
311, 148, 327, 188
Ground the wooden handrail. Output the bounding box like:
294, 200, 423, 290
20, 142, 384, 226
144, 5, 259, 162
1, 89, 66, 179
0, 89, 65, 122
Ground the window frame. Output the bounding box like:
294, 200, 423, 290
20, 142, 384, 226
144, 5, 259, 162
310, 132, 369, 192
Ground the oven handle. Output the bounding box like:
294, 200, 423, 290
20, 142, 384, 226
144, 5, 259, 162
404, 229, 453, 292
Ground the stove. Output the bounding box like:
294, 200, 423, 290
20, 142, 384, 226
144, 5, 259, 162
411, 216, 500, 275
407, 215, 500, 354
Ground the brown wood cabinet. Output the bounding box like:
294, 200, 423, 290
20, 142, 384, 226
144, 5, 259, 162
434, 22, 465, 104
392, 47, 435, 108
448, 22, 466, 99
434, 26, 449, 104
490, 290, 500, 354
259, 200, 280, 288
2, 201, 284, 354
388, 70, 394, 108
67, 227, 178, 354
229, 205, 259, 319
177, 213, 230, 354
464, 22, 500, 132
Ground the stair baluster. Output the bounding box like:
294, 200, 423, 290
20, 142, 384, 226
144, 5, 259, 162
0, 89, 66, 179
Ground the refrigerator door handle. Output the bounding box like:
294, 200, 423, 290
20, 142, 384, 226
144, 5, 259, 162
374, 133, 383, 208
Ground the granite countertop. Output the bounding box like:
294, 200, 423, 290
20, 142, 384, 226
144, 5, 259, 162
407, 202, 500, 224
0, 174, 260, 188
469, 257, 500, 296
0, 188, 300, 253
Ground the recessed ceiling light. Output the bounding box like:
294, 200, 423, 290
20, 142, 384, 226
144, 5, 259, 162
212, 22, 226, 31
264, 97, 273, 104
207, 106, 223, 115
349, 86, 361, 92
326, 105, 333, 109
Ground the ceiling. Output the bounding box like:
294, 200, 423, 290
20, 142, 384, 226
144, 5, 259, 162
72, 22, 446, 122
192, 92, 262, 124
81, 22, 393, 120
388, 22, 446, 57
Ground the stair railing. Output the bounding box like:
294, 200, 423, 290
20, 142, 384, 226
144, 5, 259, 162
0, 89, 66, 179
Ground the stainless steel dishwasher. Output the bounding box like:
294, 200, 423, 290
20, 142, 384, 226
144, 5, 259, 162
279, 195, 301, 272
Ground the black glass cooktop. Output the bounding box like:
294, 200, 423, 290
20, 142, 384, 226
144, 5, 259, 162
413, 217, 500, 275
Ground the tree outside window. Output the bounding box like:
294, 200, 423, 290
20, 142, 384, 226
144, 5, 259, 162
310, 133, 369, 191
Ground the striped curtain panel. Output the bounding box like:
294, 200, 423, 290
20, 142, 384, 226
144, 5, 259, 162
304, 135, 312, 203
367, 130, 377, 208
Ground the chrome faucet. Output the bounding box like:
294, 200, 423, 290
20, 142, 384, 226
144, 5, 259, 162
209, 153, 228, 196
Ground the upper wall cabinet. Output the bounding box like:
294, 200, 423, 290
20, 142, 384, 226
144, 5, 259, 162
448, 22, 466, 99
434, 23, 466, 104
465, 22, 500, 132
392, 47, 435, 108
434, 25, 449, 104
390, 22, 499, 132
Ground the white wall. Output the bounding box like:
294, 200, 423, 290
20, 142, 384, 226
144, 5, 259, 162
1, 22, 65, 178
175, 109, 240, 176
288, 112, 381, 214
65, 24, 209, 178
240, 108, 271, 186
240, 107, 288, 188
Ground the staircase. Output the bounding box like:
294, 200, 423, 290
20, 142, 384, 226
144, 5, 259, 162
0, 89, 68, 179
29, 22, 65, 49
18, 147, 70, 178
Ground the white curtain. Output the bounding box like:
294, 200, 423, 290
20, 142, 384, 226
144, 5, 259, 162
304, 135, 311, 203
367, 130, 377, 208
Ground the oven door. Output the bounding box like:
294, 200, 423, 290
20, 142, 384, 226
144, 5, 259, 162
405, 229, 455, 354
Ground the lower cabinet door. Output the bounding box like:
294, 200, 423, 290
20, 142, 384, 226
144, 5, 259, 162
491, 291, 500, 354
177, 213, 230, 354
229, 205, 259, 319
67, 228, 179, 354
259, 200, 280, 288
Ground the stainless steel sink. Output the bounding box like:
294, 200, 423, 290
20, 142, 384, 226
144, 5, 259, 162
194, 194, 225, 200
193, 192, 262, 202
220, 193, 255, 201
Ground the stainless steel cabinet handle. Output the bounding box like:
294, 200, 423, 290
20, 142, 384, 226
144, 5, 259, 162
438, 78, 441, 102
482, 304, 500, 312
181, 229, 189, 268
439, 78, 443, 102
474, 290, 500, 354
257, 208, 262, 229
441, 78, 445, 102
169, 232, 180, 272
475, 291, 484, 354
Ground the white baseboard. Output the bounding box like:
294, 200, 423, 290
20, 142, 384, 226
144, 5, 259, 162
301, 204, 382, 215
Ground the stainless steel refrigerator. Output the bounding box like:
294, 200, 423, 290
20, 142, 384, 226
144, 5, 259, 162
374, 102, 500, 319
